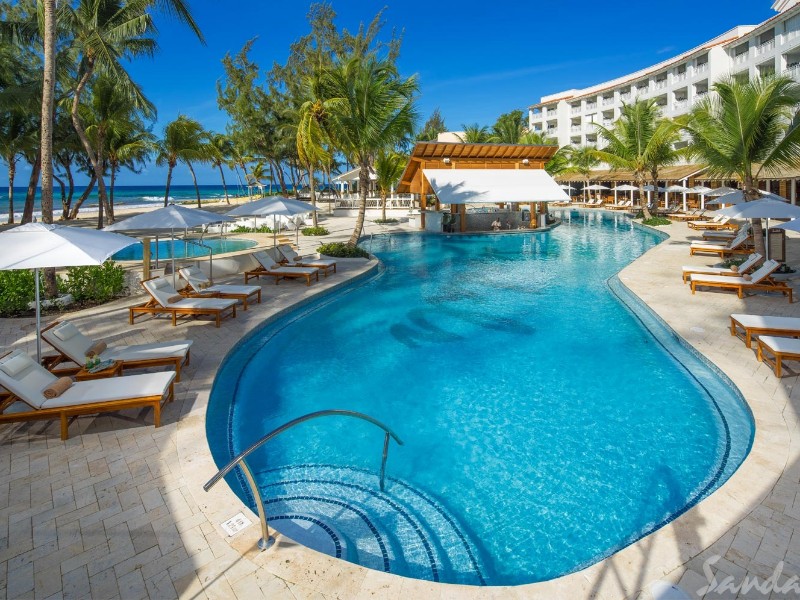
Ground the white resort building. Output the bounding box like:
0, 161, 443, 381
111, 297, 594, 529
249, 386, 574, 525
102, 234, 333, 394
529, 0, 800, 151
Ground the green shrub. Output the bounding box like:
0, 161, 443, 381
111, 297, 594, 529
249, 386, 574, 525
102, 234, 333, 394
231, 225, 272, 234
0, 269, 39, 317
373, 218, 399, 224
316, 242, 370, 258
63, 261, 126, 304
302, 226, 329, 236
641, 217, 671, 226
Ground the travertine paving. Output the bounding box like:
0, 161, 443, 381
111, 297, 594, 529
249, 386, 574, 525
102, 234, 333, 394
0, 215, 798, 599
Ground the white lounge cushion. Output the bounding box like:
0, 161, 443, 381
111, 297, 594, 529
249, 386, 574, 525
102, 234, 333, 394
170, 297, 237, 310
52, 322, 81, 341
0, 351, 59, 409
179, 267, 259, 296
268, 265, 319, 275
690, 260, 779, 285
42, 322, 94, 362
205, 284, 260, 295
42, 372, 175, 409
758, 336, 800, 354
101, 341, 193, 362
731, 314, 800, 331
0, 352, 34, 378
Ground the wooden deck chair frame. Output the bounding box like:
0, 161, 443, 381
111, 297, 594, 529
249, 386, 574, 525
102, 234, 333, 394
730, 314, 800, 348
691, 275, 792, 301
129, 278, 237, 327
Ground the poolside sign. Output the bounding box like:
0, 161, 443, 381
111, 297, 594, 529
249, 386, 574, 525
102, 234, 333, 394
220, 512, 252, 536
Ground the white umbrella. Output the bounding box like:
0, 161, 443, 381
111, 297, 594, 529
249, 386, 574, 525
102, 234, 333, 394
227, 197, 318, 246
706, 186, 738, 197
613, 184, 638, 203
104, 205, 233, 286
585, 184, 609, 201
716, 197, 800, 260
0, 223, 138, 362
690, 185, 714, 209
706, 190, 785, 206
664, 185, 689, 210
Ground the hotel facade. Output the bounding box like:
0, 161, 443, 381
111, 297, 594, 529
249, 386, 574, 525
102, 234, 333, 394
528, 0, 800, 152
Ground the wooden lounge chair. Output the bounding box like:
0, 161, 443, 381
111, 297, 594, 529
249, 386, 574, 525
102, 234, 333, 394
730, 313, 800, 348
0, 350, 176, 440
681, 253, 761, 283
277, 245, 337, 276
178, 266, 261, 310
757, 336, 800, 377
244, 250, 319, 286
688, 215, 734, 230
689, 230, 751, 257
41, 320, 192, 381
689, 259, 792, 301
130, 277, 237, 327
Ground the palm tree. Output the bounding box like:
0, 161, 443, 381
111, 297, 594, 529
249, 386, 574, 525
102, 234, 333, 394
0, 111, 34, 224
457, 123, 490, 143
593, 99, 679, 219
40, 0, 57, 227
155, 115, 212, 208
322, 55, 418, 245
561, 146, 600, 202
520, 130, 557, 145
374, 151, 407, 221
682, 75, 800, 258
490, 110, 527, 144
247, 161, 270, 197
207, 132, 234, 203
107, 124, 155, 214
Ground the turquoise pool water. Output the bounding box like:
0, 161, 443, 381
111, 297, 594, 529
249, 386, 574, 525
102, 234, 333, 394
112, 237, 256, 260
207, 209, 753, 586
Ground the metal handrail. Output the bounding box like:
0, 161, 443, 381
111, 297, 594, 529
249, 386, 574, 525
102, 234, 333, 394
182, 238, 214, 280
204, 409, 403, 550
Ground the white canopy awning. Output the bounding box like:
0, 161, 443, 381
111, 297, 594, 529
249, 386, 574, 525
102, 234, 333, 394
331, 166, 377, 183
422, 169, 570, 204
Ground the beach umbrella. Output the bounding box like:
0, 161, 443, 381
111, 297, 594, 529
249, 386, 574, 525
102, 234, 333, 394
613, 184, 638, 203
0, 223, 138, 363
706, 186, 738, 197
706, 190, 785, 206
227, 197, 318, 246
665, 185, 690, 210
585, 184, 609, 201
104, 204, 233, 286
690, 185, 714, 209
716, 197, 800, 260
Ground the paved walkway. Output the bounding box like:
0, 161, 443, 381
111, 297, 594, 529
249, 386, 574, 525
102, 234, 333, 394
1, 214, 799, 599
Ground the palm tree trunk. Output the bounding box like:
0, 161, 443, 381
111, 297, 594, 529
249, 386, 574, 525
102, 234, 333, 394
638, 180, 652, 220
22, 150, 41, 224
39, 0, 56, 228
7, 158, 15, 224
381, 190, 387, 221
164, 163, 174, 207
217, 164, 229, 203
59, 158, 75, 220
272, 160, 288, 196
69, 173, 96, 219
744, 175, 766, 261
309, 165, 318, 227
54, 174, 66, 212
187, 161, 201, 208
348, 160, 370, 246
109, 164, 117, 219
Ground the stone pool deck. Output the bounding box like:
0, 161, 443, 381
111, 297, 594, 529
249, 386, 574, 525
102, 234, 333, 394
0, 215, 799, 599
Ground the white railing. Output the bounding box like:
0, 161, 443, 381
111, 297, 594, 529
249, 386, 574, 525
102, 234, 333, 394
654, 80, 667, 90
570, 125, 583, 133
693, 92, 708, 104
620, 92, 632, 102
531, 112, 544, 121
673, 71, 687, 82
586, 102, 597, 110
784, 64, 800, 78
602, 119, 614, 127
571, 106, 582, 115
756, 39, 776, 55
546, 127, 558, 135
695, 62, 709, 74
734, 52, 749, 64
787, 28, 800, 42
602, 97, 614, 106
673, 99, 689, 112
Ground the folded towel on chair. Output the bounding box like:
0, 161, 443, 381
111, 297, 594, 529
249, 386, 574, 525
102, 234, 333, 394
85, 341, 107, 357
43, 377, 72, 398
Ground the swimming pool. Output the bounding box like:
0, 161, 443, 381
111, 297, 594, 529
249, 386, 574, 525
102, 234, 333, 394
207, 209, 753, 586
112, 237, 256, 261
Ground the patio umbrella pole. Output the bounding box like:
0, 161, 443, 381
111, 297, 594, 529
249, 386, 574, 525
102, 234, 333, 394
34, 267, 41, 364
171, 228, 177, 289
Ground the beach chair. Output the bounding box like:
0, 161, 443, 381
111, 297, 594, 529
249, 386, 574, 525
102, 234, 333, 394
130, 277, 237, 327
730, 313, 800, 348
698, 223, 750, 242
689, 230, 751, 257
688, 215, 734, 230
689, 259, 792, 301
178, 266, 261, 310
277, 245, 337, 277
0, 349, 175, 440
681, 253, 762, 283
244, 250, 320, 286
41, 320, 192, 381
757, 336, 800, 377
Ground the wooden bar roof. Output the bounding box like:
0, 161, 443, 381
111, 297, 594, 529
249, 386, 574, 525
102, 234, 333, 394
397, 142, 559, 193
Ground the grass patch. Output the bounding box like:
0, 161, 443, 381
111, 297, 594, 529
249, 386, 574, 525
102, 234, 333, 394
231, 225, 273, 234
302, 226, 330, 236
641, 217, 671, 226
373, 218, 399, 224
317, 242, 370, 258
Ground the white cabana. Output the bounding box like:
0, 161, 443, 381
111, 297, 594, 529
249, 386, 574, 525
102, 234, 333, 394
422, 169, 570, 204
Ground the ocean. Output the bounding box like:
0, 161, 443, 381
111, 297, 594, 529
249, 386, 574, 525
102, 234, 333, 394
0, 184, 267, 221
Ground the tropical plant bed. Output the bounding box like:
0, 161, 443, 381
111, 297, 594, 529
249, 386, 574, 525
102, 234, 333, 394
302, 226, 329, 236
373, 218, 399, 224
316, 242, 370, 258
641, 217, 671, 226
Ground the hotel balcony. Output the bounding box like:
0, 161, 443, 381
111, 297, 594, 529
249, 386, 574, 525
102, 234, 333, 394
602, 97, 614, 106
673, 99, 689, 112
694, 63, 708, 75
734, 52, 749, 65
619, 92, 632, 102
531, 112, 544, 121
692, 92, 708, 104
784, 63, 800, 78
586, 102, 597, 110
654, 80, 668, 90
570, 125, 583, 133
756, 39, 776, 55
570, 106, 582, 115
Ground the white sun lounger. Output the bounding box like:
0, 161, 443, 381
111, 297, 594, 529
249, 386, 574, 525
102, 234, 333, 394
277, 245, 337, 276
178, 266, 261, 310
130, 277, 238, 327
0, 350, 176, 439
689, 259, 792, 301
689, 230, 750, 257
42, 320, 192, 381
730, 313, 800, 348
244, 250, 319, 286
681, 253, 762, 283
757, 336, 800, 377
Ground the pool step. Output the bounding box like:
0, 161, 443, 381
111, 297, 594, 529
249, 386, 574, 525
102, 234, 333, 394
255, 464, 487, 585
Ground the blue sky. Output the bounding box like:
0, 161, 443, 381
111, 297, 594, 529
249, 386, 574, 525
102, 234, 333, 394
6, 0, 775, 187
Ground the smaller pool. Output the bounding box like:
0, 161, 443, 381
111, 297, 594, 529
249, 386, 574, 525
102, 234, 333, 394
113, 238, 257, 261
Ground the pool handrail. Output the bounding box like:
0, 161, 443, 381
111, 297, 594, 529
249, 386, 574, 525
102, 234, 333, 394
182, 238, 214, 280
203, 409, 404, 550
